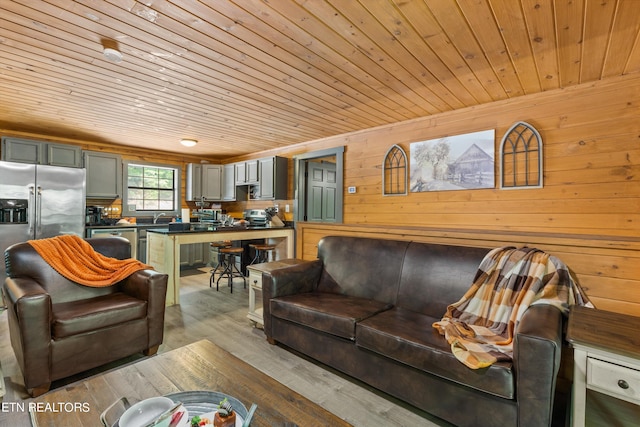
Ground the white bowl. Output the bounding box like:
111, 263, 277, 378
119, 396, 175, 427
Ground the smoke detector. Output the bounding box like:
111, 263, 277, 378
103, 47, 123, 63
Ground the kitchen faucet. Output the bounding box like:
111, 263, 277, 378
153, 212, 166, 224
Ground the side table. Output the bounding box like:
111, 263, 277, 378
246, 258, 306, 327
567, 306, 640, 426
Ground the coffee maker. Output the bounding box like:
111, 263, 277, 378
86, 206, 105, 225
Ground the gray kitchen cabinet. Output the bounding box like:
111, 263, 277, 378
186, 163, 222, 201
247, 160, 259, 183
222, 163, 236, 201
83, 151, 123, 199
253, 156, 288, 200
47, 143, 83, 167
2, 137, 82, 167
202, 164, 222, 200
235, 160, 259, 185
186, 163, 202, 201
235, 162, 246, 185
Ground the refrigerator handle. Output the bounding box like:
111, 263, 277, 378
36, 186, 43, 234
28, 185, 36, 235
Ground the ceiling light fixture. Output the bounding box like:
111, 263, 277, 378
180, 139, 197, 147
103, 47, 123, 63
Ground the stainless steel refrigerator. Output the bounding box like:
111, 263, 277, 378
0, 161, 86, 278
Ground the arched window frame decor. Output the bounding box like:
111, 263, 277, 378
382, 144, 408, 196
500, 121, 543, 189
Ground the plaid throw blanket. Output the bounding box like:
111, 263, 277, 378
28, 235, 152, 287
433, 246, 590, 369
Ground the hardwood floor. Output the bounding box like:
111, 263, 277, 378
0, 269, 449, 426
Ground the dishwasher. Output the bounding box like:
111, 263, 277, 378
87, 227, 138, 260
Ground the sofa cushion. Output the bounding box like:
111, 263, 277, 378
316, 236, 409, 304
356, 307, 515, 399
397, 243, 489, 318
52, 292, 147, 339
271, 292, 392, 340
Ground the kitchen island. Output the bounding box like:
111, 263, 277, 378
147, 226, 294, 305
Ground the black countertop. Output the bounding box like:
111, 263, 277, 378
86, 223, 170, 230
147, 225, 292, 235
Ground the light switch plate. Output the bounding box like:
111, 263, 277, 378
348, 186, 356, 194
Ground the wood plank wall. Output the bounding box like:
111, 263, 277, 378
233, 73, 640, 317
2, 73, 639, 315
296, 223, 640, 316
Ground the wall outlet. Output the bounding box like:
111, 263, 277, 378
285, 204, 290, 213
348, 186, 356, 194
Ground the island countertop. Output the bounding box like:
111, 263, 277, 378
147, 225, 293, 234
146, 226, 295, 305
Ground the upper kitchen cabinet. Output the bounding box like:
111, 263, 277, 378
254, 156, 288, 200
235, 159, 259, 185
83, 151, 122, 199
222, 163, 236, 201
2, 137, 82, 167
186, 163, 223, 201
47, 143, 83, 167
202, 164, 223, 201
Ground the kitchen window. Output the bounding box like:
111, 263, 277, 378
121, 161, 181, 217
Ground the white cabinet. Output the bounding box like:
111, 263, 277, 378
246, 258, 304, 327
568, 306, 640, 427
186, 163, 222, 201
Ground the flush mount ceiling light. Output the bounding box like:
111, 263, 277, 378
180, 139, 197, 147
103, 47, 123, 63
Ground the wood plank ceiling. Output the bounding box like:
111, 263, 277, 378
1, 0, 639, 158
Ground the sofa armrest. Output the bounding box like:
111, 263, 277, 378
513, 304, 564, 427
262, 259, 323, 341
120, 269, 169, 349
2, 277, 52, 389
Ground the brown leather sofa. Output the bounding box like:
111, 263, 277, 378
263, 236, 567, 427
2, 237, 168, 397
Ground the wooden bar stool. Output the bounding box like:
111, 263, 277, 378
209, 241, 231, 288
216, 246, 246, 293
249, 243, 277, 265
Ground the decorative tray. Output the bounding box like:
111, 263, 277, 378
165, 391, 248, 419
101, 391, 248, 427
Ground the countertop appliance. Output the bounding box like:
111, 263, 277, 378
243, 209, 268, 227
86, 206, 106, 225
0, 161, 86, 278
193, 208, 222, 224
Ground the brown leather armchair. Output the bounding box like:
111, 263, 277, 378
2, 237, 168, 397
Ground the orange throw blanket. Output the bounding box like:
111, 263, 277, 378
28, 235, 153, 287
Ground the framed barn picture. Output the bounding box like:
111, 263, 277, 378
410, 129, 495, 192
